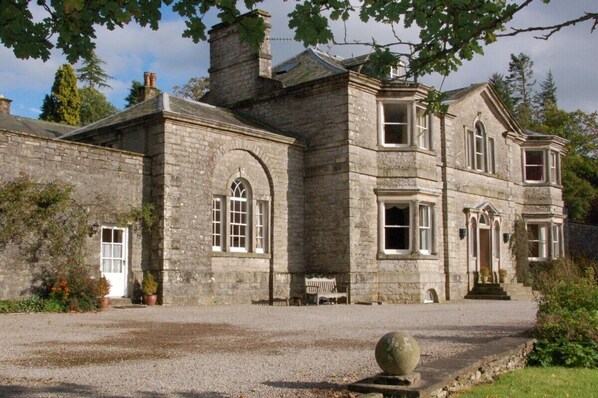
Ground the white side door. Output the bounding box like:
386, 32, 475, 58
100, 227, 128, 297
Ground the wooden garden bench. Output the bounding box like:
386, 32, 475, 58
304, 277, 348, 305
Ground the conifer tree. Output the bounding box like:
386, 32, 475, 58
534, 71, 558, 110
124, 81, 143, 108
79, 87, 118, 125
506, 53, 535, 127
76, 50, 112, 89
488, 73, 513, 113
39, 64, 80, 126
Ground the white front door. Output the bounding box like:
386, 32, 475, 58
100, 227, 128, 297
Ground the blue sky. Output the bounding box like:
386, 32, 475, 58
1, 1, 596, 120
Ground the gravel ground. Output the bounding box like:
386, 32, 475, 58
0, 300, 537, 397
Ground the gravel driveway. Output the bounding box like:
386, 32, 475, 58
0, 300, 537, 397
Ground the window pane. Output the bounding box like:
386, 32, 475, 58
385, 124, 408, 144
113, 259, 122, 273
113, 244, 123, 259
383, 103, 408, 145
488, 138, 495, 174
102, 243, 112, 258
525, 151, 544, 181
102, 259, 111, 273
416, 107, 429, 149
385, 204, 410, 251
466, 130, 474, 168
386, 227, 409, 250
113, 229, 123, 243
102, 228, 112, 243
384, 103, 407, 123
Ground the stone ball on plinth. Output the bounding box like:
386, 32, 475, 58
375, 331, 420, 375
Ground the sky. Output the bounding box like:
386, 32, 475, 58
0, 0, 596, 120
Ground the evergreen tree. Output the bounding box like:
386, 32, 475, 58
76, 50, 112, 89
506, 53, 535, 127
534, 70, 558, 120
39, 64, 80, 126
79, 87, 118, 125
124, 80, 143, 108
488, 73, 513, 113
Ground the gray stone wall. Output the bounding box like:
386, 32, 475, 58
157, 119, 304, 305
238, 76, 352, 280
0, 131, 147, 300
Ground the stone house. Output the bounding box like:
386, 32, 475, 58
0, 11, 566, 304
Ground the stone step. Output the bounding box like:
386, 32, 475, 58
109, 297, 133, 306
464, 294, 511, 300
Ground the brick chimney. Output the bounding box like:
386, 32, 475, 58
208, 10, 279, 107
0, 96, 12, 115
138, 72, 159, 102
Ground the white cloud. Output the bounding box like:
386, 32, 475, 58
1, 0, 596, 117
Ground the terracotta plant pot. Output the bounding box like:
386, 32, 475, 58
144, 294, 158, 306
99, 297, 110, 309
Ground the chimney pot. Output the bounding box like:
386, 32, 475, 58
144, 72, 151, 87
150, 73, 156, 88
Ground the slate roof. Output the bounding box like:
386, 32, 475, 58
272, 48, 347, 87
62, 93, 298, 141
442, 83, 486, 105
0, 113, 76, 138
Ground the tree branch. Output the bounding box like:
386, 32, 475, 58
497, 12, 598, 40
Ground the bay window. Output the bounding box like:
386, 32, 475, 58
524, 150, 545, 182
379, 101, 432, 148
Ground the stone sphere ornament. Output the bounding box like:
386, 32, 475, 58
375, 331, 421, 375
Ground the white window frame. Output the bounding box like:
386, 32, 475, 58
466, 129, 474, 168
419, 204, 431, 254
229, 180, 249, 252
416, 105, 430, 150
552, 224, 562, 259
383, 202, 411, 254
488, 137, 496, 174
212, 197, 223, 251
255, 200, 268, 254
527, 223, 548, 260
524, 150, 546, 183
380, 101, 410, 147
549, 151, 560, 184
474, 122, 486, 172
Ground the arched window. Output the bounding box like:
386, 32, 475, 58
229, 180, 249, 251
466, 121, 495, 173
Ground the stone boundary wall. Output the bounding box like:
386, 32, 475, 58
430, 338, 534, 397
0, 130, 147, 299
566, 221, 598, 261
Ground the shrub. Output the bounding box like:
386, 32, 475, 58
141, 272, 158, 295
529, 257, 598, 368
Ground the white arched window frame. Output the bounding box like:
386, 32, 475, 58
229, 180, 249, 252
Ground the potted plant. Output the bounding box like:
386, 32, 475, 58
97, 276, 111, 309
141, 271, 158, 306
499, 269, 508, 283
479, 267, 491, 284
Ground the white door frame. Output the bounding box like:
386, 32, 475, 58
100, 226, 128, 297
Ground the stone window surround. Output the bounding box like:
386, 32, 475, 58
522, 148, 561, 185
524, 216, 564, 261
212, 178, 271, 255
377, 99, 433, 150
465, 121, 496, 174
375, 188, 440, 258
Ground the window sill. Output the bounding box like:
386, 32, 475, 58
377, 253, 439, 260
212, 251, 270, 259
377, 146, 435, 155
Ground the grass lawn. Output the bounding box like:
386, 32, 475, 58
456, 367, 598, 398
